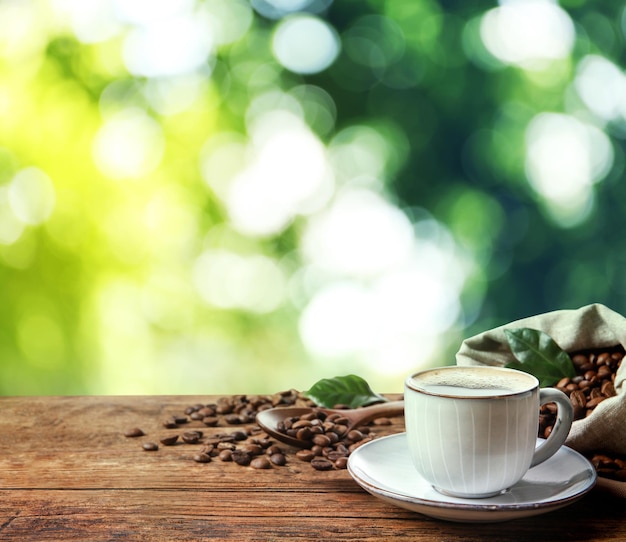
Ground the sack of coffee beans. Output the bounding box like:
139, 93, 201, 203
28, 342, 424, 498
455, 303, 626, 495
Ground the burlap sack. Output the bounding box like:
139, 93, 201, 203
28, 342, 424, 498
455, 303, 626, 495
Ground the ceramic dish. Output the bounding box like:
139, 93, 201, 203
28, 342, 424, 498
347, 433, 596, 523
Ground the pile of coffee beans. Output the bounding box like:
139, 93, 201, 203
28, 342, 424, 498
539, 346, 623, 438
276, 409, 384, 469
539, 345, 625, 482
123, 389, 391, 471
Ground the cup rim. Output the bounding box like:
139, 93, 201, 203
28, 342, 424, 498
405, 365, 539, 399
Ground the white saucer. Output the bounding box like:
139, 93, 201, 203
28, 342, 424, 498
347, 433, 596, 523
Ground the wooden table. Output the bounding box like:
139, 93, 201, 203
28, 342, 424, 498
1, 395, 625, 541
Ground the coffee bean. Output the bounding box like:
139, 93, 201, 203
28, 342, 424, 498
218, 449, 233, 462
231, 450, 251, 466
241, 444, 263, 456
182, 431, 202, 444
202, 416, 219, 427
270, 453, 286, 466
142, 442, 158, 451
232, 430, 249, 441
292, 419, 313, 429
312, 434, 331, 447
198, 407, 216, 417
296, 427, 313, 441
346, 430, 364, 442
295, 449, 316, 462
586, 396, 606, 409
250, 456, 272, 469
266, 445, 282, 456
326, 450, 348, 461
160, 435, 179, 446
124, 427, 145, 438
193, 453, 212, 463
311, 458, 333, 471
601, 381, 616, 397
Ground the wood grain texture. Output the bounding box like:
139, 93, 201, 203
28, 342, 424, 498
0, 395, 624, 541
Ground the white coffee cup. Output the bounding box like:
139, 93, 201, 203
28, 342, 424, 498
404, 365, 573, 499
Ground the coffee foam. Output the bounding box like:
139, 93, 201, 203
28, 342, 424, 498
410, 367, 534, 394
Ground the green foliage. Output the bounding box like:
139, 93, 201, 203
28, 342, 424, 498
504, 328, 576, 387
305, 375, 387, 409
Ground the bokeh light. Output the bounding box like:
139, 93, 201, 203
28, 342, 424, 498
92, 108, 165, 179
272, 14, 340, 75
480, 0, 575, 69
525, 113, 613, 225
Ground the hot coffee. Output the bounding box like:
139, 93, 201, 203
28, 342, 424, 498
404, 365, 573, 498
409, 367, 533, 398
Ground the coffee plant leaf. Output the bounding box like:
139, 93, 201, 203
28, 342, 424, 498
304, 375, 387, 409
504, 328, 576, 387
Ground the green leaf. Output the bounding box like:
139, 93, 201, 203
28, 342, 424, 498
304, 374, 387, 409
504, 328, 576, 387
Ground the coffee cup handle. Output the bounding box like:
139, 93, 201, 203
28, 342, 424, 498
530, 388, 574, 467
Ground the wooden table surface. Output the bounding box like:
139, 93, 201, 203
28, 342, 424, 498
1, 394, 625, 541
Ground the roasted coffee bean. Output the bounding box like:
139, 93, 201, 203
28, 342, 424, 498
346, 430, 364, 442
218, 449, 233, 462
162, 419, 178, 429
216, 399, 234, 415
295, 449, 316, 462
231, 450, 251, 466
266, 445, 282, 456
142, 442, 158, 451
270, 453, 286, 466
326, 450, 348, 461
124, 427, 145, 438
587, 451, 626, 481
193, 453, 212, 463
334, 457, 349, 469
296, 427, 313, 441
312, 434, 332, 447
232, 430, 249, 441
310, 445, 323, 456
601, 381, 616, 397
241, 444, 263, 456
250, 456, 272, 469
311, 458, 333, 471
292, 419, 313, 430
160, 435, 179, 446
202, 416, 219, 427
586, 396, 605, 409
331, 424, 348, 437
569, 390, 586, 419
182, 431, 202, 444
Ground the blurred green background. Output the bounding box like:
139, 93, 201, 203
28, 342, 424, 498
0, 0, 624, 396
